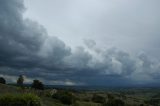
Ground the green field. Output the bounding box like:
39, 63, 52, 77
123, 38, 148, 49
0, 83, 160, 106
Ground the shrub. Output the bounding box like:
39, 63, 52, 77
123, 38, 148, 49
0, 77, 6, 84
147, 98, 160, 106
107, 93, 115, 100
83, 97, 90, 102
52, 91, 75, 105
32, 80, 44, 90
92, 94, 106, 103
0, 93, 41, 106
139, 104, 144, 106
104, 99, 125, 106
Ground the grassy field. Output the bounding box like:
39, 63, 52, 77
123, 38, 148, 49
0, 83, 160, 106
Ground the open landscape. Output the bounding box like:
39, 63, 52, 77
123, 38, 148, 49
0, 78, 160, 106
0, 0, 160, 105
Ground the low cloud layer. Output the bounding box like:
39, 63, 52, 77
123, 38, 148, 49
0, 0, 160, 86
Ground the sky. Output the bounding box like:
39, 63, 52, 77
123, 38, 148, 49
0, 0, 160, 86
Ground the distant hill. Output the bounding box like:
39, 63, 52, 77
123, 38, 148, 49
0, 83, 20, 94
0, 83, 159, 106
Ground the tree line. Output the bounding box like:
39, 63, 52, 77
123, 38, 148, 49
0, 75, 44, 90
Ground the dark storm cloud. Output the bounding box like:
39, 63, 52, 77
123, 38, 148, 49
0, 0, 160, 86
0, 0, 70, 74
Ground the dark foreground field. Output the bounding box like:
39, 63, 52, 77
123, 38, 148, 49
0, 84, 160, 106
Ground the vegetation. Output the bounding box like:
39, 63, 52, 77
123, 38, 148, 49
0, 93, 41, 106
0, 77, 6, 84
52, 91, 76, 105
17, 75, 24, 87
32, 79, 44, 90
104, 99, 125, 106
92, 94, 106, 103
0, 76, 160, 106
1, 82, 160, 106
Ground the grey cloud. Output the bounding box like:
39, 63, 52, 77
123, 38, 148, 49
64, 47, 92, 69
0, 0, 160, 86
0, 0, 70, 72
83, 39, 96, 49
26, 0, 160, 59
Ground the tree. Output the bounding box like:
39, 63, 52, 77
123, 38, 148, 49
17, 75, 24, 87
104, 99, 125, 106
92, 94, 106, 103
0, 77, 6, 84
32, 80, 44, 90
52, 91, 76, 105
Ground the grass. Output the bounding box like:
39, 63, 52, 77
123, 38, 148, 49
74, 101, 102, 106
41, 97, 63, 106
0, 93, 41, 106
0, 83, 160, 106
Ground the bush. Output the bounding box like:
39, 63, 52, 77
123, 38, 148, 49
0, 77, 6, 84
104, 99, 125, 106
92, 94, 106, 103
107, 93, 115, 100
0, 93, 41, 106
52, 91, 75, 105
32, 80, 44, 90
147, 98, 160, 106
139, 104, 144, 106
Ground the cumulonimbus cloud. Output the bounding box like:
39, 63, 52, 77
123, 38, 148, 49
0, 0, 160, 86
